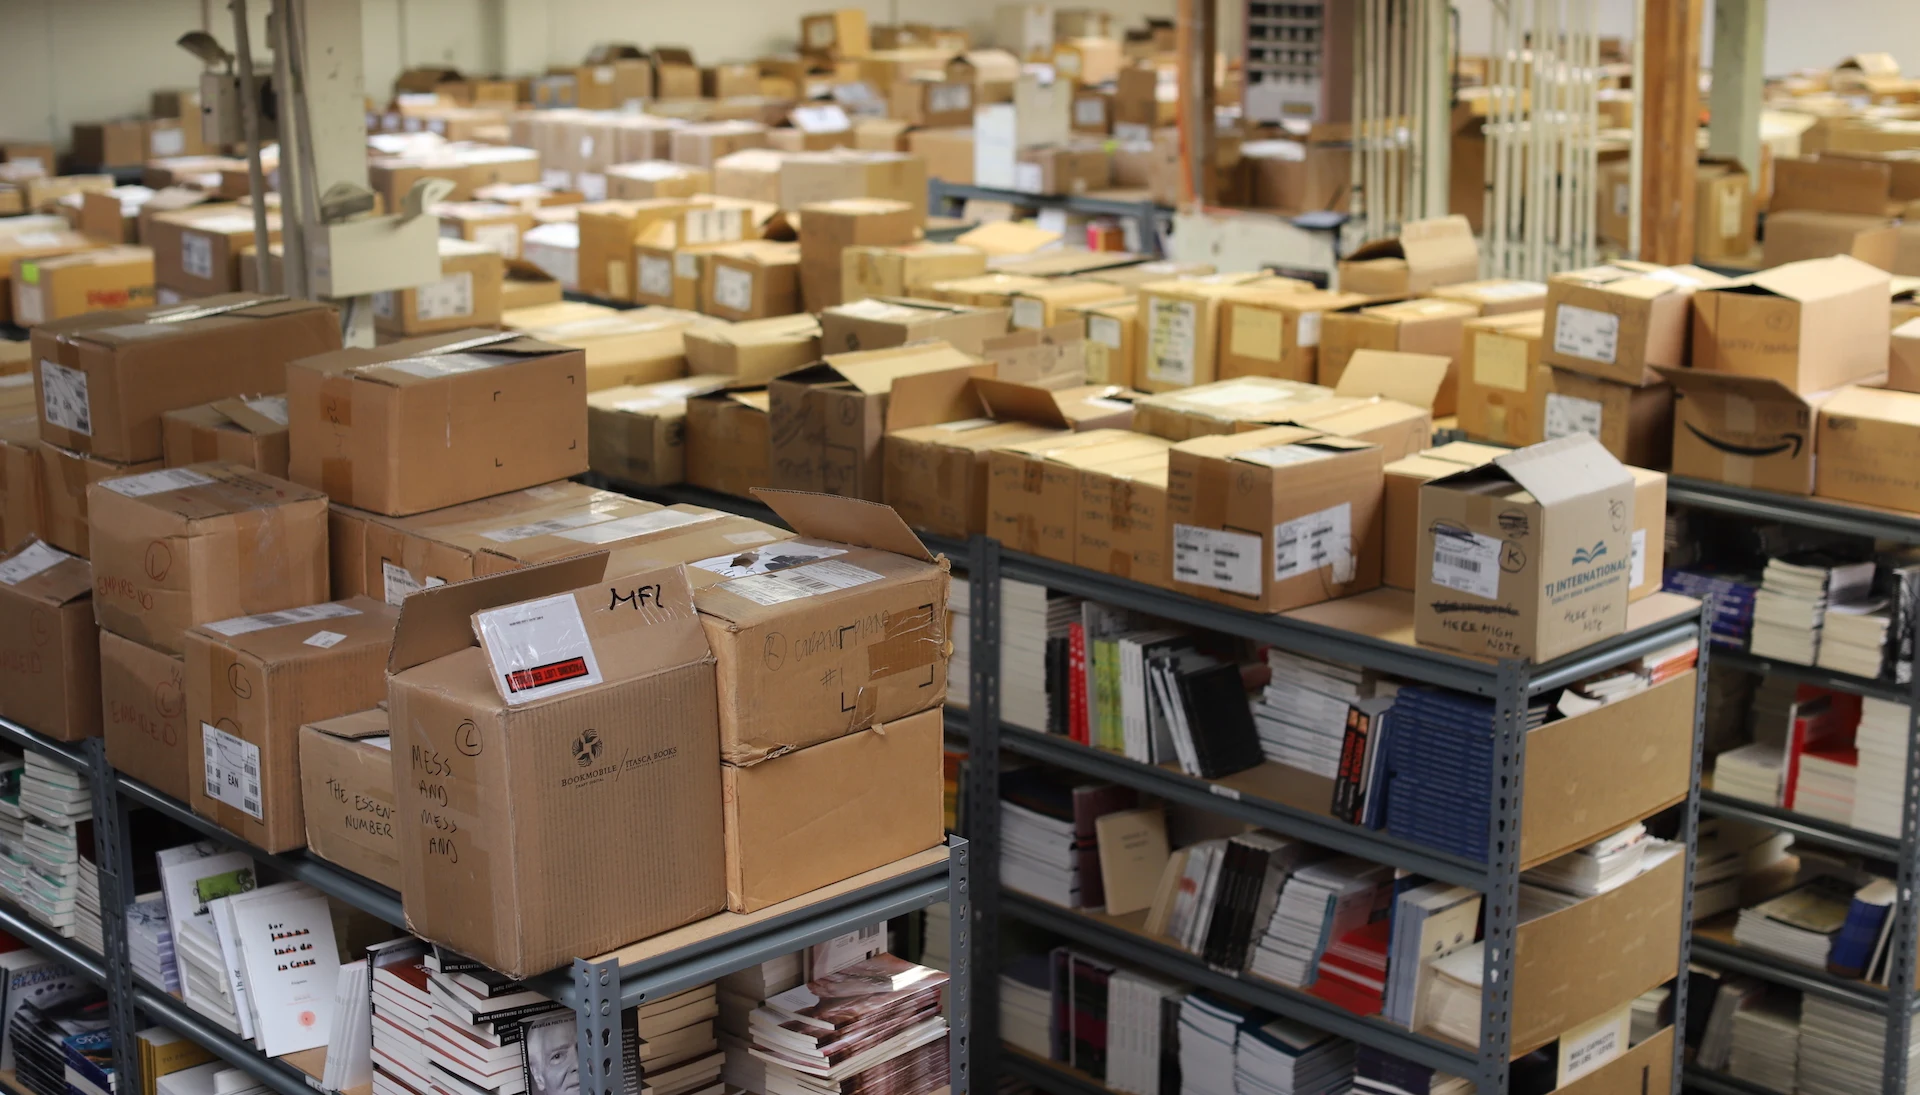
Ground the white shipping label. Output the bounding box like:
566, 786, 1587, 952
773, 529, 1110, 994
1179, 381, 1287, 408
929, 84, 972, 113
684, 207, 744, 245
0, 374, 29, 389
151, 127, 185, 157
1172, 524, 1263, 598
100, 466, 214, 498
371, 291, 398, 319
243, 395, 288, 425
1297, 311, 1322, 348
414, 271, 475, 321
471, 221, 521, 259
541, 168, 571, 190
692, 540, 846, 578
1145, 298, 1199, 387
476, 593, 604, 704
1552, 304, 1620, 365
202, 724, 264, 820
1630, 528, 1647, 590
1075, 97, 1106, 126
180, 231, 215, 281
156, 286, 182, 305
557, 509, 720, 544
381, 561, 445, 606
719, 560, 883, 606
579, 135, 596, 159
0, 541, 74, 586
1011, 298, 1045, 329
479, 511, 616, 543
1720, 193, 1740, 240
1273, 503, 1354, 584
303, 630, 347, 650
14, 287, 43, 328
204, 601, 362, 638
1430, 529, 1503, 601
1089, 315, 1123, 349
713, 265, 754, 312
1013, 162, 1045, 194
675, 251, 700, 279
577, 173, 607, 201
386, 351, 517, 379
1544, 392, 1605, 440
39, 359, 91, 436
639, 256, 672, 298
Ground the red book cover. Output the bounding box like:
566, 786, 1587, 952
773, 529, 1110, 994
1068, 622, 1089, 744
1307, 975, 1384, 1017
1783, 687, 1859, 808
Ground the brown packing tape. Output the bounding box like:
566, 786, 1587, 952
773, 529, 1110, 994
1020, 461, 1043, 494
1108, 548, 1131, 578
866, 604, 941, 679
321, 457, 353, 502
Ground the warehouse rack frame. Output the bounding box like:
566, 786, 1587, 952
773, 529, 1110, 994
928, 180, 1174, 258
1667, 475, 1920, 1095
614, 480, 1709, 1095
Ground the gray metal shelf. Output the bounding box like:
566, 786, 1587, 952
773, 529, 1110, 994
0, 893, 106, 984
1698, 789, 1901, 861
130, 977, 322, 1095
1712, 648, 1910, 704
999, 1047, 1116, 1095
1689, 934, 1898, 1012
1682, 1066, 1789, 1095
1668, 477, 1920, 546
0, 716, 94, 771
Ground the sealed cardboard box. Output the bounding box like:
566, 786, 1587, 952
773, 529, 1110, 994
685, 386, 772, 497
1381, 443, 1506, 590
286, 330, 588, 516
1428, 278, 1547, 316
1629, 468, 1666, 603
588, 378, 728, 487
88, 463, 329, 655
892, 79, 974, 128
1131, 377, 1335, 441
1457, 310, 1548, 447
574, 198, 706, 302
1415, 435, 1635, 662
1763, 210, 1899, 270
696, 490, 949, 766
885, 413, 1071, 539
1658, 369, 1820, 495
516, 307, 717, 391
1217, 288, 1369, 384
298, 708, 401, 889
1166, 430, 1385, 613
1540, 262, 1731, 386
1815, 386, 1920, 512
684, 314, 822, 382
607, 161, 713, 202
1015, 144, 1113, 196
185, 596, 397, 851
989, 429, 1171, 561
1077, 446, 1172, 586
600, 511, 795, 591
160, 397, 290, 479
928, 272, 1049, 308
1543, 369, 1674, 469
781, 151, 929, 221
1318, 298, 1477, 415
841, 242, 988, 301
502, 260, 564, 311
670, 121, 770, 168
100, 629, 191, 800
1136, 279, 1261, 392
798, 198, 919, 312
11, 246, 154, 327
1690, 256, 1891, 394
819, 297, 1010, 355
714, 150, 789, 206
907, 127, 974, 185
802, 9, 871, 59
0, 419, 42, 551
1696, 160, 1756, 262
1079, 299, 1137, 387
0, 540, 101, 741
146, 205, 279, 297
434, 201, 533, 259
769, 342, 992, 499
1010, 281, 1129, 331
1337, 215, 1480, 298
388, 556, 725, 978
372, 238, 505, 336
702, 240, 801, 321
724, 708, 942, 912
32, 293, 339, 463
1894, 316, 1920, 394
0, 230, 100, 326
39, 443, 160, 557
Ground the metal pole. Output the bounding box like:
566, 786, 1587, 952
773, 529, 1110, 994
90, 739, 142, 1095
1478, 658, 1529, 1095
268, 0, 308, 299
1672, 605, 1711, 1092
230, 0, 274, 293
945, 835, 973, 1095
964, 535, 1003, 1090
1885, 661, 1920, 1093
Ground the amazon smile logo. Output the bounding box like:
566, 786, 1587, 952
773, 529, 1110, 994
1684, 422, 1804, 459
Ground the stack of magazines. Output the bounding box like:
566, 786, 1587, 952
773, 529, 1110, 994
747, 954, 950, 1095
1733, 877, 1855, 968
1251, 651, 1365, 778
1852, 697, 1909, 838
1380, 687, 1547, 862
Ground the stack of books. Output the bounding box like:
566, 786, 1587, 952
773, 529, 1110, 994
1047, 948, 1115, 1076
1750, 554, 1876, 666
1176, 994, 1252, 1095
747, 954, 950, 1095
1414, 943, 1483, 1044
1630, 986, 1670, 1046
7, 993, 110, 1095
0, 948, 94, 1075
1818, 599, 1892, 678
1733, 876, 1855, 968
1522, 823, 1665, 897
1149, 652, 1264, 780
1247, 857, 1389, 988
1796, 995, 1918, 1095
1693, 817, 1793, 924
1794, 747, 1859, 824
1235, 1016, 1355, 1095
997, 956, 1051, 1061
134, 1026, 217, 1095
1852, 697, 1909, 838
718, 952, 804, 1095
154, 1063, 270, 1095
0, 752, 23, 857
371, 952, 432, 1095
74, 866, 100, 954
1001, 579, 1074, 733
948, 576, 970, 711
1380, 687, 1547, 861
157, 843, 257, 1031
1159, 831, 1312, 971
1307, 920, 1390, 1016
1100, 626, 1191, 761
1353, 1046, 1472, 1095
126, 893, 181, 993
1696, 975, 1765, 1072
425, 958, 570, 1095
1714, 742, 1786, 805
9, 753, 95, 942
1382, 883, 1479, 1029
999, 771, 1080, 908
631, 983, 720, 1095
1252, 651, 1365, 779
1728, 996, 1800, 1090
1662, 566, 1759, 648
1103, 969, 1184, 1095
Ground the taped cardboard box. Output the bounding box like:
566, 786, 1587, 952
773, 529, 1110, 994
1690, 256, 1892, 394
607, 161, 713, 203
1078, 299, 1137, 387
0, 419, 42, 552
769, 341, 993, 500
1542, 369, 1674, 469
713, 149, 790, 206
286, 330, 588, 516
600, 512, 796, 592
685, 386, 772, 498
160, 396, 290, 479
906, 128, 974, 185
1217, 288, 1370, 384
977, 322, 1082, 391
1132, 377, 1335, 442
780, 151, 929, 222
1696, 160, 1757, 262
0, 230, 100, 326
1457, 310, 1548, 447
1658, 369, 1822, 495
184, 596, 396, 851
884, 406, 1075, 540
1135, 279, 1264, 392
701, 240, 801, 321
146, 205, 280, 296
927, 272, 1049, 308
818, 297, 1010, 356
0, 540, 101, 741
1077, 446, 1173, 586
372, 238, 505, 336
989, 428, 1171, 561
574, 198, 707, 302
298, 708, 400, 889
724, 707, 942, 912
1317, 297, 1476, 415
40, 443, 160, 557
1814, 386, 1920, 512
1337, 215, 1480, 298
1540, 262, 1732, 386
502, 260, 564, 311
387, 555, 726, 978
1628, 468, 1666, 603
1415, 435, 1635, 662
0, 346, 24, 418
670, 122, 770, 169
683, 314, 821, 383
434, 201, 533, 259
841, 243, 988, 302
1009, 281, 1129, 331
1894, 316, 1920, 393
11, 246, 154, 327
1428, 278, 1548, 317
100, 629, 191, 801
1761, 210, 1900, 269
518, 307, 719, 392
1381, 443, 1507, 591
797, 198, 919, 312
31, 293, 339, 463
588, 377, 729, 487
1166, 430, 1385, 614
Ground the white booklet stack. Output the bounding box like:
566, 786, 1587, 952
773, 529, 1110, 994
157, 843, 259, 1034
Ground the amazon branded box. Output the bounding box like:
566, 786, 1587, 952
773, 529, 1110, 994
299, 708, 401, 889
588, 378, 728, 487
185, 596, 397, 852
1415, 435, 1635, 662
0, 540, 101, 741
1658, 368, 1822, 495
87, 463, 330, 655
1541, 262, 1731, 386
100, 629, 191, 800
161, 396, 289, 479
286, 331, 588, 516
388, 555, 725, 978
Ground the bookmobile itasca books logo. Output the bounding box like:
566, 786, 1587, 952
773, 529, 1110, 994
571, 729, 603, 767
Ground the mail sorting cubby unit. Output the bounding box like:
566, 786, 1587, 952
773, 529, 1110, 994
607, 479, 1708, 1095
1665, 475, 1920, 1095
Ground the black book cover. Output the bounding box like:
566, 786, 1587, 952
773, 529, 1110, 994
1218, 838, 1271, 972
1069, 953, 1113, 1081
1047, 635, 1070, 734
1330, 703, 1371, 823
1175, 663, 1263, 779
1156, 995, 1182, 1095
1199, 839, 1253, 969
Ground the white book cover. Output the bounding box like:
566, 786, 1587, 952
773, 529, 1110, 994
209, 892, 260, 1043
230, 883, 342, 1056
158, 844, 258, 1012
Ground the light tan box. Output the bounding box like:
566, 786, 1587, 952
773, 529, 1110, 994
1540, 262, 1732, 386
1458, 311, 1548, 447
0, 419, 42, 552
907, 127, 975, 185
160, 397, 290, 480
100, 630, 191, 800
1079, 300, 1137, 387
1629, 467, 1666, 603
988, 429, 1170, 561
1217, 288, 1369, 384
0, 541, 100, 741
607, 161, 714, 202
670, 122, 770, 169
434, 201, 533, 259
1011, 281, 1129, 331
685, 386, 772, 498
1318, 297, 1477, 415
588, 378, 729, 487
298, 708, 401, 889
1337, 215, 1480, 298
1657, 369, 1821, 496
1762, 210, 1900, 269
884, 412, 1071, 540
1543, 369, 1674, 469
39, 443, 159, 557
713, 150, 788, 207
802, 9, 871, 59
1815, 385, 1920, 512
1428, 278, 1548, 316
0, 231, 101, 326
1076, 447, 1172, 587
841, 243, 988, 302
798, 198, 919, 312
685, 314, 823, 383
146, 205, 279, 297
818, 297, 1010, 355
1690, 256, 1891, 394
372, 238, 505, 336
514, 306, 718, 392
1893, 316, 1920, 393
1381, 443, 1506, 591
11, 246, 154, 327
702, 240, 801, 321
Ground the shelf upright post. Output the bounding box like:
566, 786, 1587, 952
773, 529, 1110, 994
963, 534, 1003, 1090
573, 957, 624, 1095
946, 835, 973, 1095
88, 738, 142, 1095
1672, 604, 1711, 1091
1478, 658, 1530, 1095
1886, 655, 1920, 1093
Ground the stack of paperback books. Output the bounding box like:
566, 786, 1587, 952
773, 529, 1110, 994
1002, 580, 1074, 732
1175, 994, 1251, 1095
1796, 994, 1917, 1095
1713, 742, 1786, 805
371, 949, 433, 1095
1851, 697, 1909, 838
1733, 876, 1855, 968
1381, 883, 1479, 1029
1235, 1016, 1355, 1095
1251, 651, 1365, 778
747, 954, 950, 1095
1661, 566, 1758, 648
7, 992, 110, 1095
154, 1062, 271, 1095
1522, 823, 1659, 897
1353, 1046, 1472, 1095
996, 956, 1051, 1061
1307, 919, 1390, 1016
126, 892, 181, 993
718, 952, 804, 1095
1102, 969, 1185, 1095
425, 955, 571, 1095
7, 753, 95, 942
1380, 688, 1546, 861
1818, 599, 1891, 678
627, 983, 721, 1095
1750, 554, 1876, 666
1630, 986, 1670, 1046
998, 770, 1081, 908
1794, 747, 1858, 825
1732, 1002, 1802, 1091
1046, 948, 1114, 1077
1163, 831, 1312, 971
1247, 857, 1389, 988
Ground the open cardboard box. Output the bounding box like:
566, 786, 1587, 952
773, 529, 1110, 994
1690, 255, 1891, 394
1336, 214, 1481, 298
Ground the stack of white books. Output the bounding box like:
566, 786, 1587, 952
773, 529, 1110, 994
0, 752, 24, 853
12, 753, 94, 941
74, 865, 100, 953
1382, 883, 1479, 1028
1733, 877, 1854, 968
633, 983, 721, 1095
1852, 697, 1910, 838
1750, 556, 1875, 666
1693, 818, 1793, 923
948, 577, 970, 712
126, 892, 181, 993
1522, 823, 1651, 897
1631, 986, 1670, 1047
157, 843, 258, 1033
1105, 969, 1184, 1095
1176, 994, 1247, 1095
1000, 797, 1078, 908
1817, 600, 1891, 678
1235, 1015, 1355, 1095
155, 1063, 269, 1095
1416, 943, 1483, 1044
1248, 858, 1389, 988
719, 952, 804, 1095
1251, 650, 1365, 778
1794, 750, 1858, 825
1001, 579, 1069, 732
997, 957, 1051, 1061
1714, 742, 1786, 806
1728, 997, 1800, 1090
371, 952, 434, 1095
1797, 995, 1920, 1095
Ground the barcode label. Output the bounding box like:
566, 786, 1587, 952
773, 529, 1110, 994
203, 723, 264, 820
0, 541, 74, 586
719, 560, 884, 606
1630, 528, 1647, 589
1552, 304, 1620, 365
1273, 503, 1354, 584
382, 561, 447, 606
480, 511, 617, 543
1430, 529, 1503, 601
204, 601, 361, 637
40, 360, 92, 436
1172, 524, 1262, 597
100, 467, 215, 498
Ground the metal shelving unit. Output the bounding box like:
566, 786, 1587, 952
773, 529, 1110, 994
928, 180, 1174, 257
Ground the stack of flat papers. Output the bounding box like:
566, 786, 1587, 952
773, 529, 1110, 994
1252, 650, 1364, 778
74, 866, 100, 954
1733, 877, 1855, 968
1852, 697, 1909, 838
126, 892, 181, 993
323, 961, 373, 1092
1631, 986, 1670, 1047
947, 577, 970, 712
747, 954, 949, 1095
1797, 995, 1920, 1095
997, 956, 1051, 1060
1727, 996, 1800, 1089
6, 754, 95, 942
1818, 600, 1891, 678
999, 771, 1079, 908
1523, 823, 1653, 897
1176, 994, 1249, 1095
1713, 742, 1786, 806
1235, 1015, 1355, 1095
1247, 857, 1389, 988
1750, 555, 1875, 666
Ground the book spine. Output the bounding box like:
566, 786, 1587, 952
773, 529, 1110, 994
1068, 624, 1089, 745
1330, 705, 1371, 823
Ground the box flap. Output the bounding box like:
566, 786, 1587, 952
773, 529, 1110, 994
1653, 364, 1812, 409
885, 361, 995, 431
209, 396, 289, 436
475, 563, 707, 704
1334, 349, 1449, 410
389, 552, 609, 675
1823, 384, 1920, 426
749, 490, 934, 561
973, 376, 1073, 429
1743, 254, 1890, 302
1493, 434, 1632, 505
1397, 214, 1479, 273
0, 541, 90, 607
956, 221, 1061, 256
308, 707, 391, 742
653, 47, 696, 66
826, 342, 985, 394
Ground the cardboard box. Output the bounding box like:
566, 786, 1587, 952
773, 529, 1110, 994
12, 246, 154, 327
71, 120, 149, 168
32, 293, 339, 463
1659, 369, 1820, 495
1053, 37, 1123, 85
798, 199, 918, 312
1079, 300, 1137, 387
670, 122, 770, 169
1381, 442, 1507, 590
0, 541, 100, 741
653, 47, 702, 99
724, 708, 942, 912
685, 386, 771, 497
588, 378, 729, 487
574, 198, 706, 302
100, 629, 191, 800
989, 429, 1171, 561
1690, 256, 1892, 394
0, 230, 100, 326
769, 342, 991, 500
1415, 435, 1635, 662
606, 161, 713, 203
146, 205, 280, 297
372, 238, 505, 336
1010, 281, 1129, 331
684, 314, 822, 382
39, 443, 160, 557
1015, 144, 1114, 196
0, 419, 41, 552
1428, 278, 1547, 316
702, 240, 801, 321
298, 709, 401, 888
927, 273, 1048, 309
713, 149, 788, 206
387, 555, 726, 977
819, 297, 1010, 355
1217, 288, 1369, 384
891, 79, 974, 128
802, 9, 870, 59
1540, 262, 1732, 386
1338, 216, 1480, 298
1628, 468, 1666, 603
907, 128, 975, 185
1772, 154, 1901, 217
1815, 385, 1920, 512
1318, 298, 1477, 415
1458, 311, 1548, 447
884, 405, 1074, 540
955, 220, 1062, 257
1696, 160, 1756, 262
435, 201, 533, 259
1894, 316, 1920, 393
88, 463, 330, 655
852, 118, 912, 152
286, 330, 588, 517
160, 397, 290, 479
598, 510, 796, 592
515, 306, 718, 391
1130, 377, 1336, 441
1762, 210, 1900, 269
1543, 369, 1674, 469
841, 243, 988, 302
1076, 446, 1172, 586
1136, 279, 1262, 392
184, 596, 396, 851
502, 260, 564, 311
1165, 430, 1385, 613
